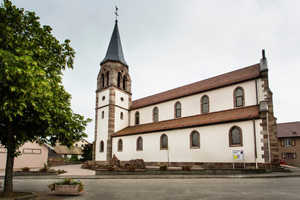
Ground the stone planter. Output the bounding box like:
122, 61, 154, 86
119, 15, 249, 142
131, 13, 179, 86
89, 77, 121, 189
55, 185, 82, 196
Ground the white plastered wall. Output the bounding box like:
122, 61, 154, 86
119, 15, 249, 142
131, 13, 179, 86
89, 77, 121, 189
130, 80, 258, 126
115, 89, 130, 132
95, 106, 109, 161
255, 78, 268, 102
112, 119, 264, 164
95, 89, 110, 161
97, 89, 109, 108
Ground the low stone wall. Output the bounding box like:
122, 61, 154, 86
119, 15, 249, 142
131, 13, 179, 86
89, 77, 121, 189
48, 161, 84, 167
95, 168, 268, 176
13, 171, 58, 176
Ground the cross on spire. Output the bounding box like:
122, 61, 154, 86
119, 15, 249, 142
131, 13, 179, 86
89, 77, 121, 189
114, 6, 119, 21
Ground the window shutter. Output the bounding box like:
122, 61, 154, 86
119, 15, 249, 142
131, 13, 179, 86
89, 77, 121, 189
293, 152, 297, 159
292, 138, 296, 146
281, 139, 284, 147
282, 153, 286, 159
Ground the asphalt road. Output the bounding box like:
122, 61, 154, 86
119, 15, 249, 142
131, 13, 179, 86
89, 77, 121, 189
3, 177, 300, 200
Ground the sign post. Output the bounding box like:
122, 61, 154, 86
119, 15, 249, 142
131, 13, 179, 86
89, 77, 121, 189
233, 150, 245, 169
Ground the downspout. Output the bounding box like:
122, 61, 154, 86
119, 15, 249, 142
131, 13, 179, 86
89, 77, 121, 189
266, 112, 271, 163
252, 119, 258, 169
255, 79, 258, 105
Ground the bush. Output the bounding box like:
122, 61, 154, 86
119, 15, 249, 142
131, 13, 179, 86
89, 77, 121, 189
57, 169, 67, 174
39, 163, 49, 172
127, 166, 135, 171
159, 165, 167, 171
182, 165, 191, 171
106, 165, 114, 171
71, 154, 79, 161
21, 167, 30, 172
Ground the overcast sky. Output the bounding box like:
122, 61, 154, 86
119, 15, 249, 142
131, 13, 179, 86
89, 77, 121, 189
8, 0, 300, 142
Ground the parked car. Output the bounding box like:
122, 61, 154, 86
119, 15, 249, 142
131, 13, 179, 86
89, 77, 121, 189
279, 159, 286, 165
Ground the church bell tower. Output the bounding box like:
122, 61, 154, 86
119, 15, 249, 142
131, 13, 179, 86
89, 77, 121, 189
94, 18, 131, 163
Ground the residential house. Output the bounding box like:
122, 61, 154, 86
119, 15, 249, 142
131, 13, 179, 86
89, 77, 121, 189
278, 121, 300, 166
0, 142, 48, 169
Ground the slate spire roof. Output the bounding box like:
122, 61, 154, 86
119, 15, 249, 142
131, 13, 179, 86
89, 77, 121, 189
101, 20, 128, 67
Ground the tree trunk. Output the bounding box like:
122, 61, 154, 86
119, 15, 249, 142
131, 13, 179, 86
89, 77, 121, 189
3, 119, 15, 197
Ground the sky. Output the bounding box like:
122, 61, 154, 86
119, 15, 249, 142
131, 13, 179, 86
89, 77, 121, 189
7, 0, 300, 142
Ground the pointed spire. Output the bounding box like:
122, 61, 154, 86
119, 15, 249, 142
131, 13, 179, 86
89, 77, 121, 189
101, 20, 128, 67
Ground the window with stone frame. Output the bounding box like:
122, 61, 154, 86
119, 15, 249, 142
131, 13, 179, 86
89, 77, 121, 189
123, 75, 127, 90
283, 138, 296, 147
118, 139, 123, 152
101, 111, 104, 119
190, 131, 200, 149
105, 71, 109, 87
137, 137, 143, 151
100, 73, 104, 88
153, 107, 159, 122
135, 111, 140, 125
284, 138, 292, 146
100, 141, 104, 152
23, 148, 41, 154
120, 112, 124, 120
201, 95, 209, 114
280, 138, 296, 147
282, 152, 297, 159
160, 134, 168, 150
234, 87, 244, 107
174, 101, 181, 118
229, 126, 243, 147
117, 72, 122, 88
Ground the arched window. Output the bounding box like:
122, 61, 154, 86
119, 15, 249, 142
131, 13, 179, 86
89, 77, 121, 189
100, 141, 104, 152
135, 111, 140, 125
190, 131, 200, 148
123, 75, 127, 90
160, 134, 168, 150
117, 72, 122, 88
201, 95, 209, 114
137, 137, 143, 151
120, 112, 124, 120
229, 126, 243, 147
105, 71, 109, 87
175, 102, 181, 118
100, 74, 104, 88
153, 107, 159, 122
118, 139, 123, 152
234, 87, 244, 107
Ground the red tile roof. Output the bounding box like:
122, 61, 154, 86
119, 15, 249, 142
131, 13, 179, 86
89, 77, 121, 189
277, 121, 300, 138
112, 105, 260, 137
132, 64, 261, 109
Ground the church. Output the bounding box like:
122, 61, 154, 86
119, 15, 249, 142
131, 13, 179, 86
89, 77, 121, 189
93, 19, 279, 170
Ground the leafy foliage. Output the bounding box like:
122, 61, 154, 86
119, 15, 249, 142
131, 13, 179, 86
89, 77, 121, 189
0, 0, 91, 196
81, 143, 92, 161
0, 0, 91, 150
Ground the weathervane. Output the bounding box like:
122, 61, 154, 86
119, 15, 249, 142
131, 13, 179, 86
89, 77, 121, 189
114, 6, 119, 21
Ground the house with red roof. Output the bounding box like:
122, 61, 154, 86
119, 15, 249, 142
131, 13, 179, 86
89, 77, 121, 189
93, 19, 279, 170
278, 121, 300, 166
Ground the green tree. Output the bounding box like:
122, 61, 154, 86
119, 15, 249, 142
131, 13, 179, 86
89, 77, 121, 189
82, 143, 93, 161
0, 0, 91, 197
